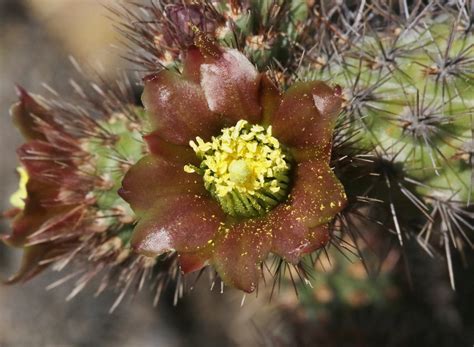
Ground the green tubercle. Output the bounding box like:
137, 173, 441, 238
81, 110, 147, 222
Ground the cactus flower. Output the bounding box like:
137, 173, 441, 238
3, 89, 91, 283
119, 37, 347, 292
3, 84, 144, 287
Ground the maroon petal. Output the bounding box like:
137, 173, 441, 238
131, 195, 224, 257
287, 160, 346, 228
26, 205, 87, 245
119, 154, 206, 213
17, 141, 80, 187
3, 207, 22, 219
211, 218, 272, 293
271, 81, 341, 161
144, 132, 199, 165
298, 224, 330, 255
3, 245, 51, 284
261, 160, 345, 262
260, 75, 282, 126
11, 88, 79, 150
182, 46, 210, 83
200, 49, 262, 124
163, 5, 220, 50
10, 87, 50, 141
142, 70, 222, 145
3, 180, 64, 247
178, 251, 209, 274
270, 216, 329, 264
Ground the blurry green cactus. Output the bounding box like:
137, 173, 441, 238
301, 240, 399, 311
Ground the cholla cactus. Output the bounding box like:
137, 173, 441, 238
302, 2, 474, 289
2, 0, 473, 315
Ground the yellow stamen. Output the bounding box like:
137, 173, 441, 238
10, 167, 28, 209
184, 120, 291, 218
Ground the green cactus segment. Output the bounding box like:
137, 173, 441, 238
115, 224, 134, 246
302, 16, 473, 204
81, 109, 147, 225
298, 246, 398, 317
216, 0, 308, 69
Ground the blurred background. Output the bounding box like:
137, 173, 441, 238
1, 1, 474, 346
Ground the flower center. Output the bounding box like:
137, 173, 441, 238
184, 120, 291, 218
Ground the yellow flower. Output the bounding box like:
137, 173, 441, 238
9, 167, 28, 209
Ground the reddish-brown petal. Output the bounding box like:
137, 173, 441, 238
144, 132, 199, 165
200, 49, 262, 124
119, 154, 206, 213
178, 251, 209, 274
11, 88, 79, 151
142, 70, 222, 145
25, 205, 87, 245
10, 87, 50, 141
163, 5, 221, 51
266, 204, 307, 262
3, 245, 51, 284
3, 180, 64, 247
287, 160, 346, 228
260, 75, 282, 126
3, 207, 22, 219
271, 81, 341, 161
269, 214, 329, 264
298, 224, 331, 255
131, 195, 224, 257
211, 218, 272, 293
260, 160, 345, 262
3, 241, 73, 285
4, 211, 45, 247
17, 141, 80, 186
182, 46, 211, 83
